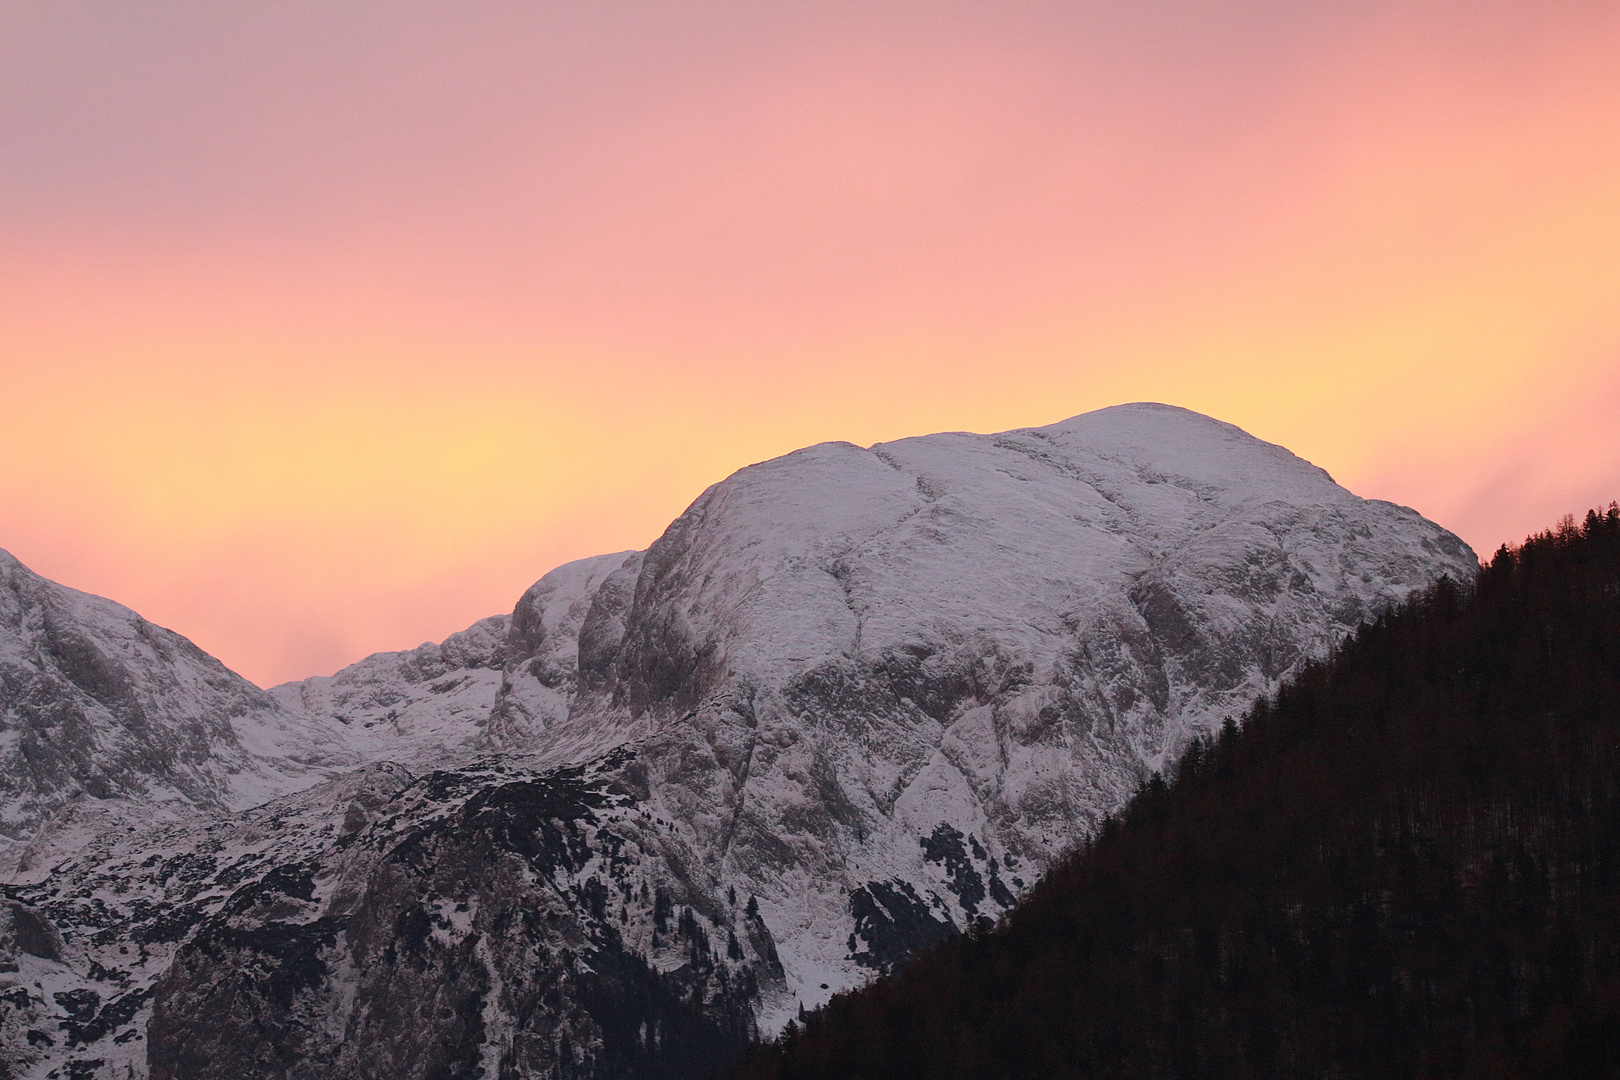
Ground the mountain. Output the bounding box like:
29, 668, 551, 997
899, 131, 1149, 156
0, 551, 359, 877
267, 550, 641, 764
542, 403, 1476, 1014
729, 505, 1620, 1080
0, 404, 1477, 1079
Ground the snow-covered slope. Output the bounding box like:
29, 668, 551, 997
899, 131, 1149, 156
1, 404, 1478, 1078
266, 550, 641, 763
0, 550, 360, 877
267, 615, 511, 758
569, 403, 1478, 1015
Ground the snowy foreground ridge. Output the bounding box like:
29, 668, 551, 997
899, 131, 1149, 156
0, 404, 1477, 1079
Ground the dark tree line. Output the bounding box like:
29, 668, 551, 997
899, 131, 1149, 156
727, 505, 1620, 1080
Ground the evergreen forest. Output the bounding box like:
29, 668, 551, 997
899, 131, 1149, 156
727, 505, 1620, 1080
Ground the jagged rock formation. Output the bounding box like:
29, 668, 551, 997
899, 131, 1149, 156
0, 404, 1477, 1078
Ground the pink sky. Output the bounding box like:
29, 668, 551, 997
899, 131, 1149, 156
3, 1, 1618, 686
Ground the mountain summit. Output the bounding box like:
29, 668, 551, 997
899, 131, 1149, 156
2, 404, 1476, 1079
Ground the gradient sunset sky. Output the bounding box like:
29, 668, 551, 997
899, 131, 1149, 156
4, 1, 1618, 687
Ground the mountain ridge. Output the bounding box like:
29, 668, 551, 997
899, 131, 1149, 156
0, 549, 362, 877
2, 403, 1478, 1079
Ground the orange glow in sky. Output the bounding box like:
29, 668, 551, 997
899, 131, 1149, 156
3, 1, 1619, 686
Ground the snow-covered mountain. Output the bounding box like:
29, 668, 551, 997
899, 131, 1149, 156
267, 550, 641, 764
1, 405, 1478, 1079
0, 551, 360, 877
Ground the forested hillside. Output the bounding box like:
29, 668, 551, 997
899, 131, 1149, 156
731, 505, 1620, 1080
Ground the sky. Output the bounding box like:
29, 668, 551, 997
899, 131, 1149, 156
3, 0, 1618, 688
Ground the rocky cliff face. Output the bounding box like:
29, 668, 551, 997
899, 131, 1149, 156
1, 405, 1477, 1078
4, 753, 783, 1080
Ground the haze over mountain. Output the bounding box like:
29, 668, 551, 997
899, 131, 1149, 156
0, 405, 1476, 1079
